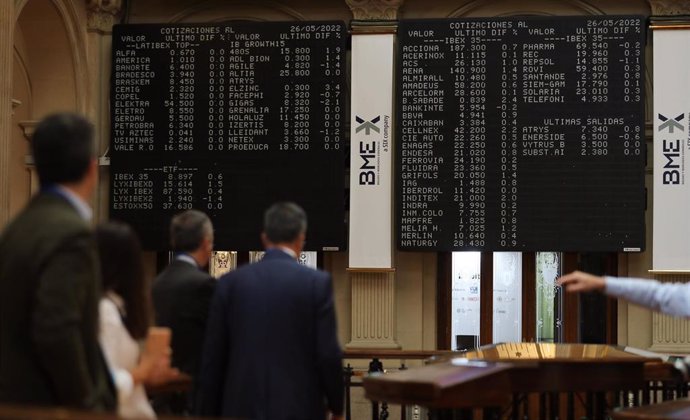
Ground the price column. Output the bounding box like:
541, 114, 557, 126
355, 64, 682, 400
165, 48, 197, 152
320, 45, 343, 151
463, 36, 489, 248
160, 166, 196, 211
207, 47, 227, 152
279, 46, 311, 151
204, 170, 224, 212
498, 42, 520, 248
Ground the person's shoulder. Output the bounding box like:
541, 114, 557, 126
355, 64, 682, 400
98, 297, 123, 326
156, 261, 214, 289
31, 193, 85, 226
12, 195, 91, 254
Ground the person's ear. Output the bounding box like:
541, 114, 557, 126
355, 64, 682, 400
89, 158, 98, 178
296, 232, 306, 252
85, 158, 99, 190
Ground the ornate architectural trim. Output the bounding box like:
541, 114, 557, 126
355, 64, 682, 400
86, 0, 123, 33
345, 0, 404, 21
210, 251, 237, 278
649, 0, 690, 15
169, 0, 306, 23
448, 0, 605, 18
55, 0, 91, 114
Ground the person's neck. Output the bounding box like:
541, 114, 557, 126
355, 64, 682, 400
187, 248, 209, 268
269, 243, 301, 259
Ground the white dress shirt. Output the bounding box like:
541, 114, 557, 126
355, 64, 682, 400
606, 276, 690, 318
99, 293, 156, 418
55, 184, 92, 221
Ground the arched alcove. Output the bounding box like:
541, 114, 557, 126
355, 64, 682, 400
10, 0, 89, 217
14, 0, 83, 117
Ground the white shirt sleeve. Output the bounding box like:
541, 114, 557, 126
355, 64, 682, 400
605, 276, 690, 317
99, 298, 136, 403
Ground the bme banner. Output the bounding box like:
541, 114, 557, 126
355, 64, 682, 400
348, 34, 394, 268
653, 29, 690, 270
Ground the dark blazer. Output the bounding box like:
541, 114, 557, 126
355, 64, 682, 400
152, 259, 215, 394
198, 248, 344, 420
0, 192, 115, 410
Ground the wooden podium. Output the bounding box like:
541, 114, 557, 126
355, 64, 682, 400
363, 343, 663, 418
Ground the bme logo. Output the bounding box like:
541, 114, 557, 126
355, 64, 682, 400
355, 115, 380, 185
658, 113, 684, 185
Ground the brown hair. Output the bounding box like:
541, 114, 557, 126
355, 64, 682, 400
96, 222, 151, 340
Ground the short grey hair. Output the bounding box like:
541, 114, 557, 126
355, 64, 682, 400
263, 202, 307, 244
169, 210, 213, 252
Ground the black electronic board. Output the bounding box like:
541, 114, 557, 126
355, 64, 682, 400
110, 21, 347, 251
396, 16, 646, 252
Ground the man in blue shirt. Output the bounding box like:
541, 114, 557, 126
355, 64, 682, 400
0, 113, 115, 410
559, 271, 690, 317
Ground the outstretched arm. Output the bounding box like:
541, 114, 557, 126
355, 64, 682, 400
558, 271, 690, 317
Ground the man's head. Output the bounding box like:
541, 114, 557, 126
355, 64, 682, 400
32, 113, 97, 194
170, 210, 214, 267
262, 202, 307, 255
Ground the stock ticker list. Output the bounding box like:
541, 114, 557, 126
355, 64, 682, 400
110, 22, 347, 251
397, 16, 646, 252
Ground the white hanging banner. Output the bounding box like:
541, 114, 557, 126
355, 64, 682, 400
492, 252, 522, 343
653, 29, 690, 270
349, 34, 394, 268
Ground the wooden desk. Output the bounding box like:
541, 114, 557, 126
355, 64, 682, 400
363, 343, 660, 410
459, 343, 653, 392
363, 360, 515, 408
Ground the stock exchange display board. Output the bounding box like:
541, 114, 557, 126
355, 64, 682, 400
397, 16, 646, 252
110, 21, 347, 251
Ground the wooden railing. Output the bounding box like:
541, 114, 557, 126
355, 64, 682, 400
344, 348, 690, 420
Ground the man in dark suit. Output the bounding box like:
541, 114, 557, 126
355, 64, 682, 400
198, 202, 344, 420
152, 210, 215, 413
0, 113, 115, 410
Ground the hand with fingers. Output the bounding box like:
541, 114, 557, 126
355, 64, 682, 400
557, 270, 606, 293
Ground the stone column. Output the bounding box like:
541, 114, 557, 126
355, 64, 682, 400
86, 0, 122, 222
0, 1, 14, 227
649, 272, 690, 352
348, 270, 398, 348
649, 0, 690, 354
345, 0, 403, 349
